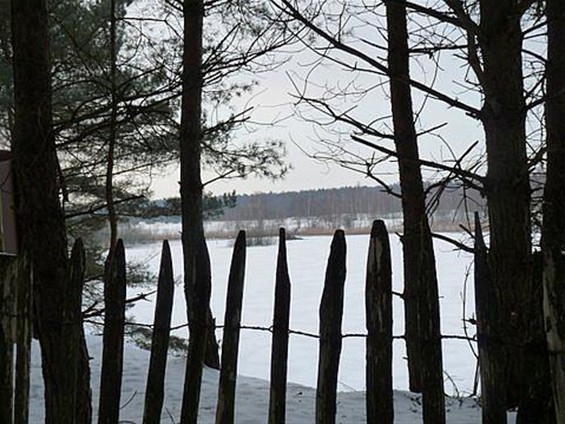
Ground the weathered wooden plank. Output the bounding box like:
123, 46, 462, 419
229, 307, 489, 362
268, 229, 291, 424
98, 240, 127, 424
215, 231, 246, 424
67, 239, 89, 423
180, 239, 213, 424
315, 230, 346, 424
365, 220, 393, 423
75, 323, 93, 424
143, 240, 175, 424
0, 256, 16, 424
474, 213, 507, 423
14, 255, 33, 424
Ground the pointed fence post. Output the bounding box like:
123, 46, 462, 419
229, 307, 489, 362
14, 260, 32, 424
316, 230, 346, 424
143, 240, 175, 424
98, 240, 127, 424
0, 324, 11, 424
0, 256, 15, 424
268, 229, 292, 424
14, 255, 32, 424
216, 231, 247, 424
180, 240, 214, 424
65, 239, 87, 424
365, 220, 393, 423
474, 213, 507, 423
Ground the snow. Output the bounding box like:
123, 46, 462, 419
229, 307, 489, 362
28, 232, 519, 422
29, 336, 495, 423
127, 233, 477, 394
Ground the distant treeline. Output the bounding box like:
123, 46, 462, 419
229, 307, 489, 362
217, 184, 485, 222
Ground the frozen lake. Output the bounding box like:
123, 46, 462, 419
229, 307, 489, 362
127, 231, 477, 395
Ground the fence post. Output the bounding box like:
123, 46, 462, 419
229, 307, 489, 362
181, 240, 213, 424
0, 256, 15, 424
14, 254, 32, 424
268, 229, 291, 424
474, 213, 507, 422
98, 240, 127, 424
365, 220, 393, 423
143, 240, 175, 424
316, 230, 346, 424
67, 239, 88, 423
216, 231, 246, 424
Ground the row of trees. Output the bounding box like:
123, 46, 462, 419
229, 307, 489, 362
265, 0, 563, 422
4, 0, 565, 422
3, 0, 295, 422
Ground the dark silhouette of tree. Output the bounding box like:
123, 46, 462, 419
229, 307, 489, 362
385, 1, 444, 420
543, 0, 565, 420
11, 0, 85, 422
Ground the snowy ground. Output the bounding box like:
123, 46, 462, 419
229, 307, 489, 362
128, 233, 478, 394
29, 232, 519, 422
29, 336, 511, 423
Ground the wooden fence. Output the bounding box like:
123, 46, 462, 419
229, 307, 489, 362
1, 219, 459, 423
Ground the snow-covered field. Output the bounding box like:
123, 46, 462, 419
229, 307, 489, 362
29, 232, 519, 422
128, 233, 478, 395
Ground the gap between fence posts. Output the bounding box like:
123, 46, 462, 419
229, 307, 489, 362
474, 213, 507, 423
98, 240, 127, 424
143, 240, 175, 424
268, 228, 291, 424
316, 230, 346, 424
216, 231, 246, 424
365, 220, 393, 423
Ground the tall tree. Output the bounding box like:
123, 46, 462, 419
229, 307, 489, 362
543, 0, 565, 420
385, 0, 444, 420
179, 0, 217, 419
10, 0, 83, 422
476, 0, 534, 412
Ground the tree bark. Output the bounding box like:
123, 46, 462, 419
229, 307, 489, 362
385, 1, 445, 421
543, 0, 565, 421
10, 1, 84, 422
478, 0, 532, 410
179, 0, 220, 372
105, 0, 118, 249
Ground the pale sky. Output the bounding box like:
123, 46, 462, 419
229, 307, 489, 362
145, 2, 502, 199
150, 54, 483, 199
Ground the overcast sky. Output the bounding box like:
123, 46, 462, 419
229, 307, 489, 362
144, 2, 499, 199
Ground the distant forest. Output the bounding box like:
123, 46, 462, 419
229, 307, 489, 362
217, 184, 485, 223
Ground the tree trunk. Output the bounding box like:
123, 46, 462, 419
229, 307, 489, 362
478, 0, 532, 410
543, 0, 565, 421
179, 0, 220, 372
385, 1, 445, 421
105, 0, 118, 249
474, 214, 507, 423
10, 1, 82, 422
